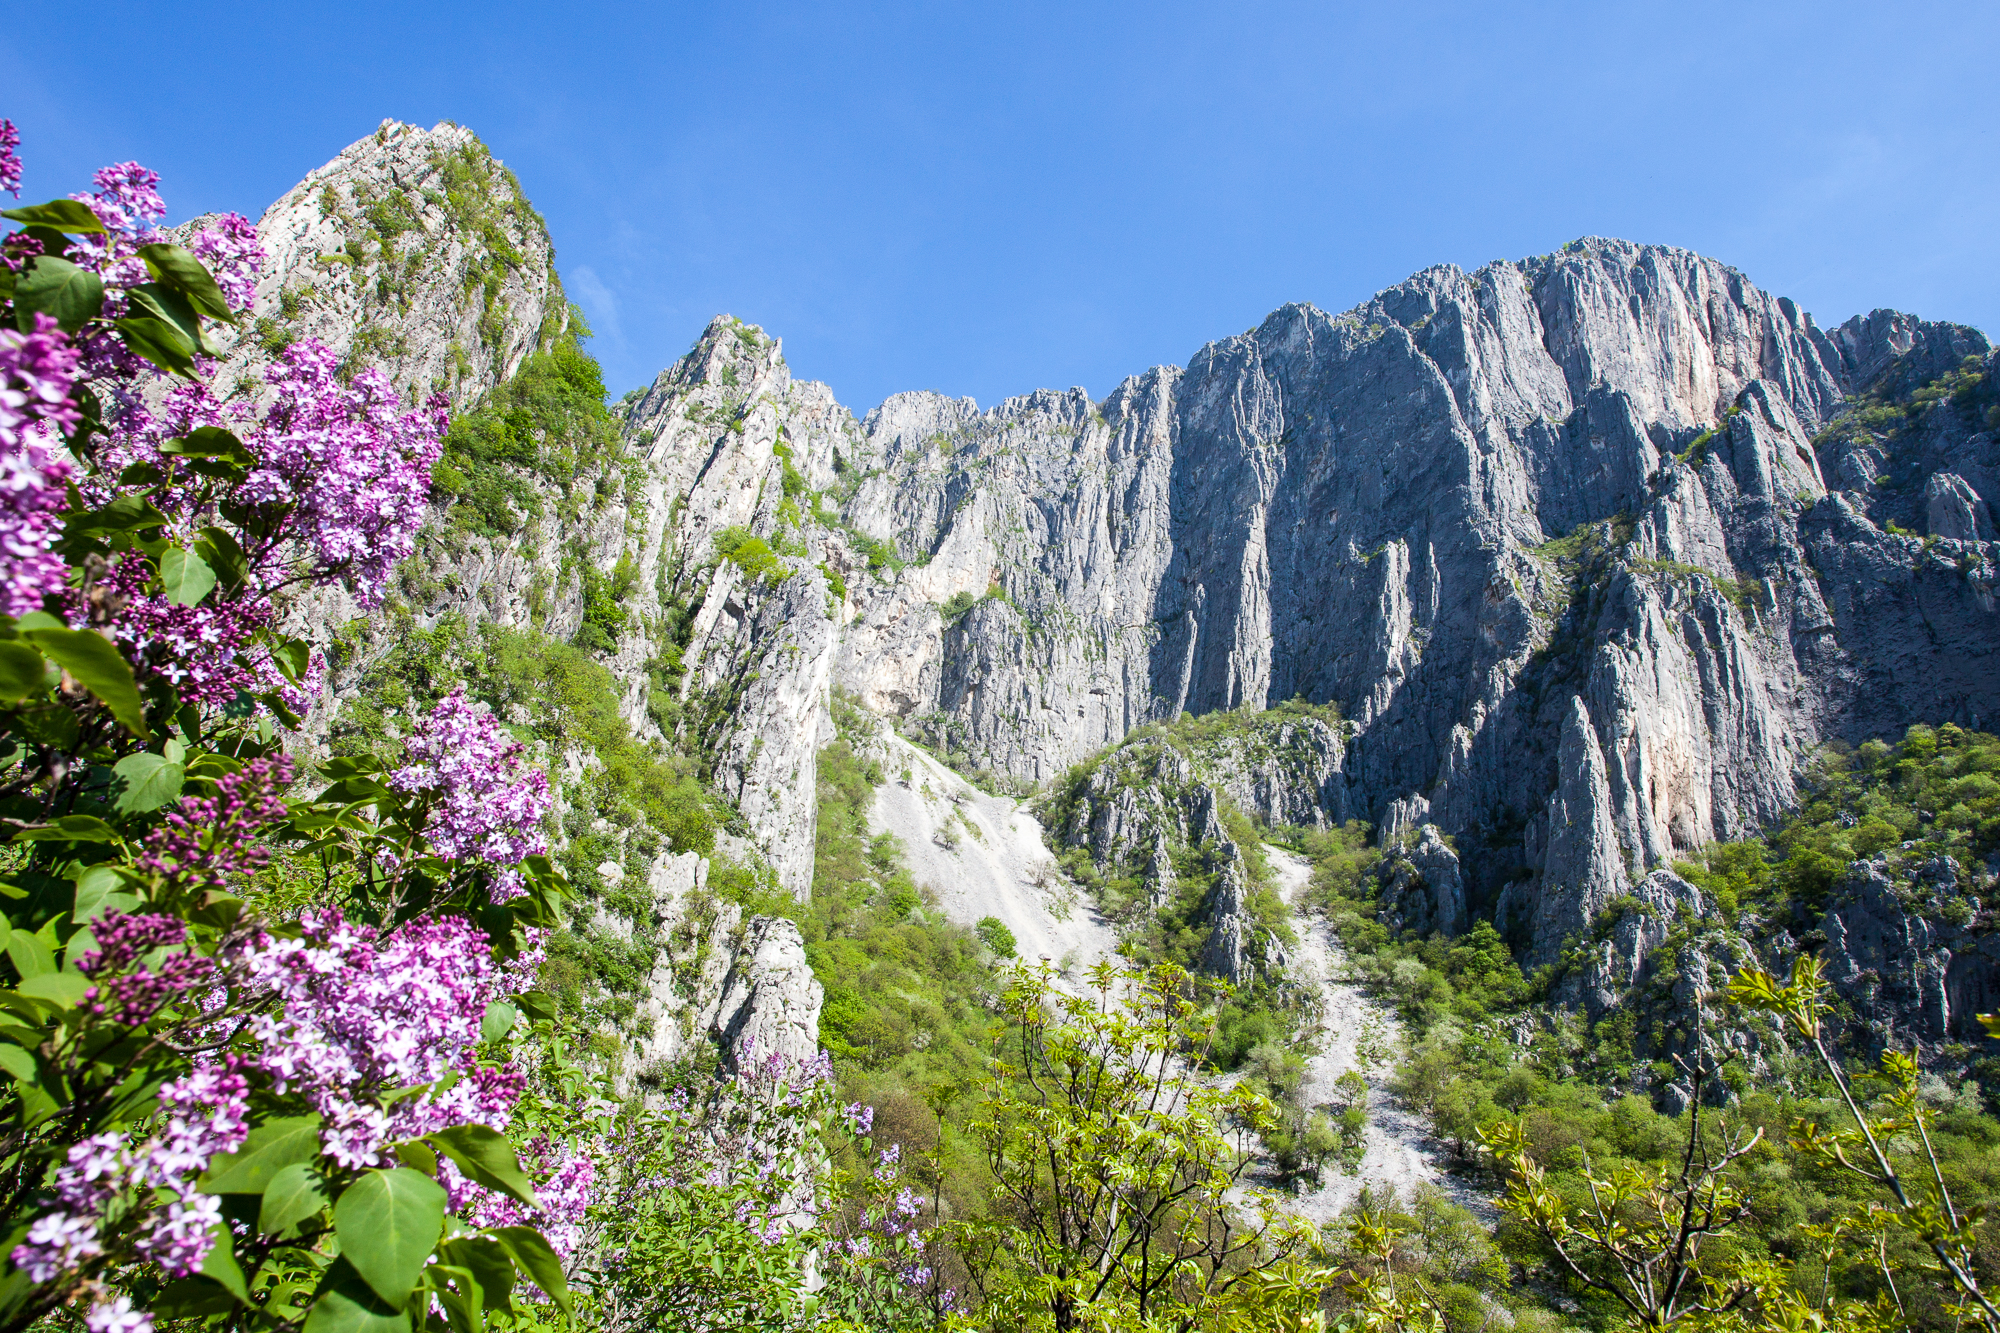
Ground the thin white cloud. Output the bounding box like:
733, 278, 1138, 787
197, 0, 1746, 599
568, 264, 624, 346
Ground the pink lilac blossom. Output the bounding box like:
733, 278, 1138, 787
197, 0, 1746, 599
0, 313, 82, 448
0, 312, 84, 621
446, 1136, 596, 1260
67, 162, 166, 291
242, 340, 444, 607
10, 1064, 249, 1286
0, 432, 74, 616
75, 913, 215, 1026
137, 755, 293, 897
236, 640, 325, 719
83, 1295, 151, 1333
2, 233, 44, 273
232, 911, 523, 1169
0, 119, 20, 197
82, 377, 233, 513
390, 688, 551, 872
119, 592, 271, 706
0, 316, 79, 613
185, 214, 263, 315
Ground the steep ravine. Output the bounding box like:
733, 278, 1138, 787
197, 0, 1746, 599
1257, 846, 1491, 1221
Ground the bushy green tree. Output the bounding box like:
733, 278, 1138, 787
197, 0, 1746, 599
958, 961, 1320, 1331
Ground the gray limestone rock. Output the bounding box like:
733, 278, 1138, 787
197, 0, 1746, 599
1925, 472, 1995, 541
819, 241, 1997, 967
1523, 698, 1630, 962
1379, 825, 1468, 938
709, 916, 827, 1072
1560, 869, 1706, 1016
228, 123, 2000, 1071
206, 119, 565, 411
1821, 857, 1996, 1049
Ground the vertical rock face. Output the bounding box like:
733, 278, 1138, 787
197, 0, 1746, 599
238, 122, 2000, 1055
826, 237, 1999, 962
1380, 825, 1468, 938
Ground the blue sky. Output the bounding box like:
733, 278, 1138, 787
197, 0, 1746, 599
7, 2, 1996, 413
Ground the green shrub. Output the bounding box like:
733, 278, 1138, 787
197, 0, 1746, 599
713, 526, 788, 585
432, 333, 622, 535
975, 916, 1016, 956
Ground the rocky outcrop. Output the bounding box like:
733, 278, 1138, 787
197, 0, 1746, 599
1038, 711, 1343, 980
709, 916, 826, 1066
210, 119, 565, 409
1822, 855, 2000, 1051
1925, 473, 1995, 541
233, 120, 2000, 1071
1379, 825, 1468, 938
629, 852, 826, 1079
1556, 869, 1707, 1016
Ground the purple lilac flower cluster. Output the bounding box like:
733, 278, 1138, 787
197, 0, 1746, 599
234, 911, 526, 1169
67, 162, 165, 296
3, 124, 431, 723
94, 337, 444, 615
448, 1135, 597, 1261
75, 914, 214, 1026
390, 687, 552, 876
0, 314, 80, 617
136, 755, 293, 896
11, 1060, 250, 1330
184, 213, 263, 315
244, 341, 445, 607
0, 120, 20, 198
119, 594, 270, 706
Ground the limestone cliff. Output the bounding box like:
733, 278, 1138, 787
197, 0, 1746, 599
208, 118, 566, 409
822, 239, 1999, 966
232, 121, 2000, 1064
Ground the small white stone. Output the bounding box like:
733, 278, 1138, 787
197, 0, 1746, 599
596, 861, 625, 885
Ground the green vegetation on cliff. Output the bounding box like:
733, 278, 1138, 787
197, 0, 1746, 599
430, 329, 627, 534
1673, 722, 2000, 923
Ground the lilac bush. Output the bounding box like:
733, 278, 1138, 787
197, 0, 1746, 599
390, 685, 552, 871
244, 340, 447, 606
0, 315, 79, 615
183, 213, 262, 314
0, 121, 578, 1333
0, 120, 19, 198
564, 1039, 953, 1332
238, 911, 533, 1167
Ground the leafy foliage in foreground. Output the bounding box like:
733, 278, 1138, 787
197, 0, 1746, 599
0, 135, 579, 1333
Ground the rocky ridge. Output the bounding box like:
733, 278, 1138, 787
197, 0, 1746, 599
208, 118, 566, 410
824, 240, 2000, 978
235, 123, 1999, 1076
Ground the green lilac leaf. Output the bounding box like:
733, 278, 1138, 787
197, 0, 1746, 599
13, 256, 105, 333
200, 1114, 324, 1194
258, 1161, 329, 1235
159, 547, 217, 606
0, 643, 48, 702
20, 626, 149, 739
334, 1167, 447, 1305
0, 200, 106, 233
113, 752, 186, 814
